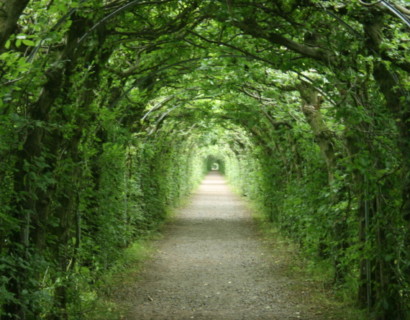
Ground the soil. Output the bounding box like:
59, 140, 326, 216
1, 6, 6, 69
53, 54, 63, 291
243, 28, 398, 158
116, 172, 348, 320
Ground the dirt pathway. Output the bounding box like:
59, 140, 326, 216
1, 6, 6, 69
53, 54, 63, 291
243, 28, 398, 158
120, 172, 341, 319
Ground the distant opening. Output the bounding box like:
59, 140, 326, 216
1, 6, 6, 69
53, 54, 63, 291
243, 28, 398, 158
205, 155, 225, 174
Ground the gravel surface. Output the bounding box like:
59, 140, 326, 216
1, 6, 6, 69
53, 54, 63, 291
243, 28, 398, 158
121, 172, 339, 320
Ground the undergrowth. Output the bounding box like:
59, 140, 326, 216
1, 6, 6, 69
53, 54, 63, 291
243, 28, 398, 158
251, 209, 367, 320
84, 230, 161, 319
84, 185, 203, 319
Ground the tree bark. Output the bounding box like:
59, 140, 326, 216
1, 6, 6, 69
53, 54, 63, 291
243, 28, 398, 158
297, 82, 337, 184
0, 0, 30, 49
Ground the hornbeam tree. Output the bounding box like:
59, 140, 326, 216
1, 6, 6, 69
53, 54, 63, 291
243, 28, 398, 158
1, 1, 410, 319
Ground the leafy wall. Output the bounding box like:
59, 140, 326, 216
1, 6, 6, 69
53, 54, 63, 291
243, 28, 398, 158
1, 0, 410, 319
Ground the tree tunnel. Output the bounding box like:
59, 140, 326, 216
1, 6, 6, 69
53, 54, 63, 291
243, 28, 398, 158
1, 0, 410, 319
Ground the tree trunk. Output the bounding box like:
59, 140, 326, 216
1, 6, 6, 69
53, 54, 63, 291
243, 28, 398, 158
362, 16, 410, 319
297, 82, 337, 184
0, 0, 30, 49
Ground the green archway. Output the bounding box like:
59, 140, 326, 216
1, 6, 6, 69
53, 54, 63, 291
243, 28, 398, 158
1, 1, 410, 318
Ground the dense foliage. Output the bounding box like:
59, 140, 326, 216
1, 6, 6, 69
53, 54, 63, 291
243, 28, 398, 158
1, 0, 410, 319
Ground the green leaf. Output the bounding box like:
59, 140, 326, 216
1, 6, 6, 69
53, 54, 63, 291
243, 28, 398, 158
22, 39, 35, 46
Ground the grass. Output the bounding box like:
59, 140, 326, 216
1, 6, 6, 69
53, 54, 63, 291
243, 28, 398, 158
251, 209, 367, 320
84, 194, 197, 319
227, 178, 367, 319
84, 237, 157, 320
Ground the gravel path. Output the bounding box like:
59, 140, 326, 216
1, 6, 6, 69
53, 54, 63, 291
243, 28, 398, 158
122, 172, 336, 320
